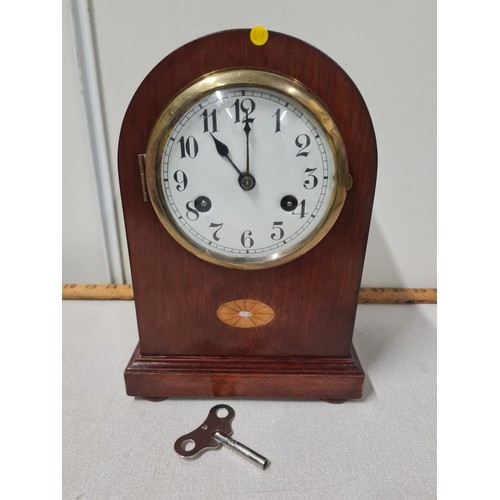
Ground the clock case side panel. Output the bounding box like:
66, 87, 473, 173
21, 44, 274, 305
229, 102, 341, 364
117, 30, 377, 364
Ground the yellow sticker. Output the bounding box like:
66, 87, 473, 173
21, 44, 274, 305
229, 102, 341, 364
250, 26, 269, 46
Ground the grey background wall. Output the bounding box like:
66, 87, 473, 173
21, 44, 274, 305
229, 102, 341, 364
62, 0, 436, 287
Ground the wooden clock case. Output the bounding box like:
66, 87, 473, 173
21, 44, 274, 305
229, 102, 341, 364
118, 29, 377, 401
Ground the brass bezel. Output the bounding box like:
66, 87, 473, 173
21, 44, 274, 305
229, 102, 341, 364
145, 68, 351, 270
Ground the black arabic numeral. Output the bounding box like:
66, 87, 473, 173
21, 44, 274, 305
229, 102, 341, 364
209, 222, 223, 241
295, 134, 311, 157
303, 167, 318, 189
240, 230, 254, 248
231, 98, 256, 123
200, 109, 218, 133
178, 135, 199, 159
185, 201, 199, 221
230, 99, 240, 123
240, 98, 256, 116
272, 108, 281, 133
271, 221, 284, 241
292, 199, 307, 219
173, 170, 188, 191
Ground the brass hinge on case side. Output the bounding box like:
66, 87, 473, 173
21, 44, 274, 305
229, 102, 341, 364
138, 154, 149, 202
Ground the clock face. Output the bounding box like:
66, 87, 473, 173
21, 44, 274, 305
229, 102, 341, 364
146, 69, 350, 269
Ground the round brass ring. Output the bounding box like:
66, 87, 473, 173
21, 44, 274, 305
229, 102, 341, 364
146, 68, 350, 270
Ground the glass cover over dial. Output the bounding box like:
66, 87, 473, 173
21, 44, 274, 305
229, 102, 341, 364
146, 69, 350, 269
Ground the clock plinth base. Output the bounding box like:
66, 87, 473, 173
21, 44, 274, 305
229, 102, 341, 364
124, 344, 364, 401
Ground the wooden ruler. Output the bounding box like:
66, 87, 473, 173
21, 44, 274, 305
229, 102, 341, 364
63, 284, 133, 300
62, 284, 436, 303
358, 288, 436, 304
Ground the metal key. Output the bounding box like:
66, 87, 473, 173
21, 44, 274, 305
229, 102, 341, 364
174, 404, 270, 469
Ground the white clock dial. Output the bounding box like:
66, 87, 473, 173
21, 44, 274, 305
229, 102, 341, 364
146, 70, 350, 269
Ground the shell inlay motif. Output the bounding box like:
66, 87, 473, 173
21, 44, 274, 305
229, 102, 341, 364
217, 299, 274, 328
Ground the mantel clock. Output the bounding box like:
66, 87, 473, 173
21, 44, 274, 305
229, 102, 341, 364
118, 29, 377, 401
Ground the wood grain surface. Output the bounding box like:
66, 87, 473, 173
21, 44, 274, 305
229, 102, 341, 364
114, 29, 378, 399
124, 345, 365, 400
62, 284, 437, 303
117, 29, 377, 359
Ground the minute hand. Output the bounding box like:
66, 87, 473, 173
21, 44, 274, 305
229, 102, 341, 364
242, 116, 254, 175
209, 132, 243, 175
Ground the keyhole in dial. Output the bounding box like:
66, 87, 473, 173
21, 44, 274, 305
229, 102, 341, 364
280, 195, 298, 212
194, 196, 212, 212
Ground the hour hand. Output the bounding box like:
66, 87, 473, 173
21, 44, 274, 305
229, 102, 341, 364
209, 133, 256, 191
209, 132, 242, 175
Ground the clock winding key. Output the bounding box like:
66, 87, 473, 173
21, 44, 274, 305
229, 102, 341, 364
174, 404, 270, 469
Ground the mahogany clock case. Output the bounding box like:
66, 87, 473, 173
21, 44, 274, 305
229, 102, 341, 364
118, 29, 377, 400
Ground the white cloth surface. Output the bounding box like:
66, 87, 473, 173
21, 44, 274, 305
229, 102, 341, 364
63, 302, 436, 499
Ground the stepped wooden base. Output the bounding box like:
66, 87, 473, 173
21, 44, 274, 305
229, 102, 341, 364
124, 344, 365, 401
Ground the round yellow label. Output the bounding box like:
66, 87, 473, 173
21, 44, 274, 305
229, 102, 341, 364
250, 26, 269, 46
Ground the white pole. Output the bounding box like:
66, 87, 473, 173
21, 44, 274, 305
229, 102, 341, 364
71, 0, 124, 283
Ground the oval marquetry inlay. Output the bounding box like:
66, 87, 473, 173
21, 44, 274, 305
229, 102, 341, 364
217, 299, 274, 328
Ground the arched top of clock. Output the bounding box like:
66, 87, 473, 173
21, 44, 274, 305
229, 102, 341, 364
120, 29, 376, 183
